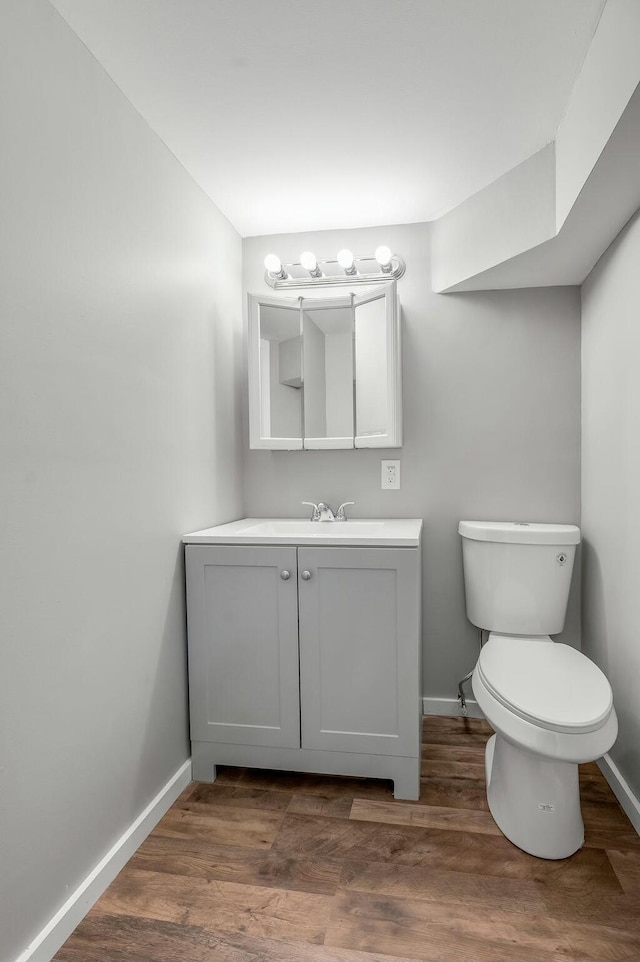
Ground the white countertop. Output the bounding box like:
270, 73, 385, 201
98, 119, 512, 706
183, 517, 423, 547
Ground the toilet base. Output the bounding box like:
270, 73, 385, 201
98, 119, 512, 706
485, 733, 584, 859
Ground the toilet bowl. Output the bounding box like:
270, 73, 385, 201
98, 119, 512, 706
472, 633, 617, 859
459, 520, 618, 860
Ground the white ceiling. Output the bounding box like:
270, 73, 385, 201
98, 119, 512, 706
50, 0, 605, 237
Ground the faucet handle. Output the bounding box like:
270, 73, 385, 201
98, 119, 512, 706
302, 501, 320, 521
336, 501, 355, 521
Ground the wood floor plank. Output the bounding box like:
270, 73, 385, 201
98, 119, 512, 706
341, 858, 545, 906
582, 801, 640, 851
420, 759, 486, 779
174, 782, 198, 805
422, 743, 487, 766
422, 743, 486, 766
421, 753, 486, 778
91, 867, 332, 945
579, 772, 621, 804
350, 798, 501, 835
273, 812, 623, 891
607, 848, 640, 893
152, 805, 283, 850
421, 715, 493, 746
131, 835, 342, 895
420, 774, 490, 811
580, 761, 602, 777
55, 912, 269, 962
56, 912, 413, 962
182, 782, 293, 811
340, 858, 640, 927
287, 792, 355, 819
325, 888, 640, 962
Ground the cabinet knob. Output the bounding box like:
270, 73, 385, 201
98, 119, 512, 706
280, 570, 291, 580
301, 570, 312, 581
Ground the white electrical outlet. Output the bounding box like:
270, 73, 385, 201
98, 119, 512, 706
381, 459, 400, 490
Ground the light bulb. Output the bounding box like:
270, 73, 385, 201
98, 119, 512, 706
375, 245, 393, 267
264, 253, 282, 274
337, 249, 355, 270
300, 251, 318, 272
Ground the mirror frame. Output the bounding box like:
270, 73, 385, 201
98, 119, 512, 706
247, 281, 401, 450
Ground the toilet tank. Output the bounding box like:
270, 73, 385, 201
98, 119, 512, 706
459, 521, 581, 635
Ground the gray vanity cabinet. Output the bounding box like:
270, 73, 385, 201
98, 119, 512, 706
185, 542, 422, 799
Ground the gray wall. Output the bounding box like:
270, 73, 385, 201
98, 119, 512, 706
0, 1, 243, 958
243, 223, 582, 700
582, 208, 640, 801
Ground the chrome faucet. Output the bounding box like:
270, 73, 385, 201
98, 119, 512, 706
336, 501, 355, 521
302, 501, 355, 522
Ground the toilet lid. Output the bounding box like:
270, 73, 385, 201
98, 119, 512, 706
477, 636, 613, 733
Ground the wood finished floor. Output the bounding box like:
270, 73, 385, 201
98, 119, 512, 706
55, 717, 640, 962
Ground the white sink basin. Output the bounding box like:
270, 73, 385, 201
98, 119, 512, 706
242, 520, 386, 538
183, 517, 422, 547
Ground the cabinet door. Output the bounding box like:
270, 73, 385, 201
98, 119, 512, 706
354, 284, 402, 448
248, 293, 303, 449
297, 547, 421, 756
186, 545, 300, 748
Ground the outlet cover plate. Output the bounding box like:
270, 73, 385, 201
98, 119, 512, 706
381, 459, 400, 490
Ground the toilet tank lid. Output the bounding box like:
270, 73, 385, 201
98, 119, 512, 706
458, 521, 581, 545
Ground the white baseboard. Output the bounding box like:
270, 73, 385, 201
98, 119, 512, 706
423, 696, 485, 719
598, 753, 640, 836
16, 759, 192, 962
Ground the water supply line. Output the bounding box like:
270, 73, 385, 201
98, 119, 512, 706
457, 629, 486, 716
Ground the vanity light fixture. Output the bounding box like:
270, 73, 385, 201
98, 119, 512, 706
375, 245, 393, 272
264, 247, 406, 289
300, 251, 323, 278
337, 248, 358, 275
263, 253, 289, 281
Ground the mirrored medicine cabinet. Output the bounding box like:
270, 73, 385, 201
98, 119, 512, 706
248, 281, 402, 450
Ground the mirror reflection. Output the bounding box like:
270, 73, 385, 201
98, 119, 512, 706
258, 303, 302, 440
302, 306, 354, 443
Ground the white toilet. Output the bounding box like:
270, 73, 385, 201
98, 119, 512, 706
458, 520, 617, 860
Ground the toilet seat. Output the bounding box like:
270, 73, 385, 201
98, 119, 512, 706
477, 634, 613, 734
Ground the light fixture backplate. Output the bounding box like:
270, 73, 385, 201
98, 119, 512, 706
265, 254, 405, 289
